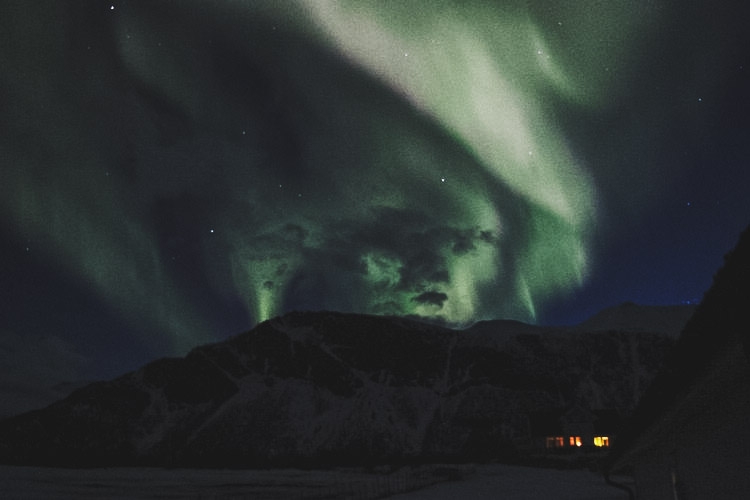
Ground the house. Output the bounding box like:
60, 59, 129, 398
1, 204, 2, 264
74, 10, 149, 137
527, 406, 621, 454
605, 225, 750, 499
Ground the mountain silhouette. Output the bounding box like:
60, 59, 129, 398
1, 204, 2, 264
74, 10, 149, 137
0, 306, 691, 467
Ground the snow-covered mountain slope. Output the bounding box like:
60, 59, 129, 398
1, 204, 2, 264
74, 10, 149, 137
0, 309, 686, 467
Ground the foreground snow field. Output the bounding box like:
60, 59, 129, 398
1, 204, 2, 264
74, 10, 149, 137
386, 464, 630, 499
0, 463, 629, 499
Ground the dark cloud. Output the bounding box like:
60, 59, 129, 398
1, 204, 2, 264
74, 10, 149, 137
412, 291, 449, 308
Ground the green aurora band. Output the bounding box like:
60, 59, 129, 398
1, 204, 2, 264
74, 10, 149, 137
226, 0, 656, 324
0, 1, 664, 353
283, 0, 624, 322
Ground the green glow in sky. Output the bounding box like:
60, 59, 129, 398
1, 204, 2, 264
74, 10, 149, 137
1, 144, 212, 355
228, 222, 307, 323
302, 0, 616, 321
0, 0, 664, 345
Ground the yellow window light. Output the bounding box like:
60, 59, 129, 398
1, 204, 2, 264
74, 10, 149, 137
594, 436, 610, 447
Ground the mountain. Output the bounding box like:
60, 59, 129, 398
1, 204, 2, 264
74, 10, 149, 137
0, 308, 688, 467
574, 302, 696, 337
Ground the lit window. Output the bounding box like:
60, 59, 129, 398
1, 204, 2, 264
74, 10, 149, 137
546, 436, 564, 448
569, 436, 582, 447
594, 436, 610, 447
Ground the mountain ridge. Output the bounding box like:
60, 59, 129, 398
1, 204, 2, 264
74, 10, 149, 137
573, 302, 696, 337
0, 305, 690, 467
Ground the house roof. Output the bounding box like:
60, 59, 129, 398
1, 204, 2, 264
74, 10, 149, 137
605, 225, 750, 473
592, 409, 622, 435
528, 411, 564, 436
529, 407, 622, 436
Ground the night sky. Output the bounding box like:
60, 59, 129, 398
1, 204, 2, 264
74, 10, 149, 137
1, 0, 749, 416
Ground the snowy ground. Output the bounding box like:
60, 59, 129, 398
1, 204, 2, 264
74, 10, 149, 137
386, 464, 631, 500
0, 463, 630, 499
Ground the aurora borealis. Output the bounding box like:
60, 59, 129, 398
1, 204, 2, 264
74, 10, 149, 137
1, 0, 749, 414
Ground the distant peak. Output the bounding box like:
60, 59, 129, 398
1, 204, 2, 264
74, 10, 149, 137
575, 303, 696, 336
